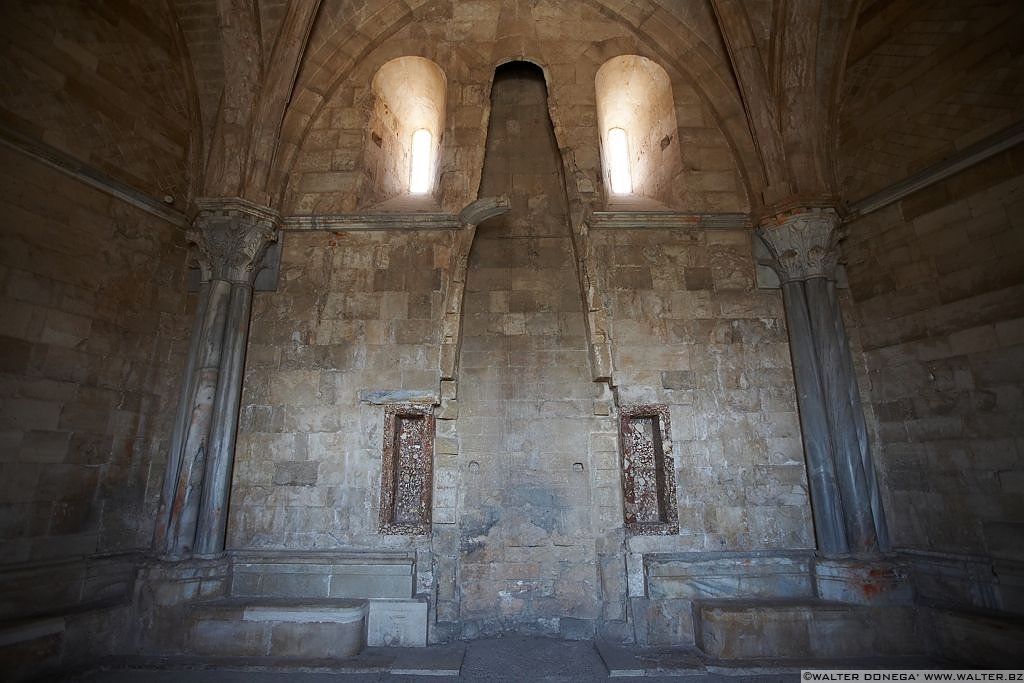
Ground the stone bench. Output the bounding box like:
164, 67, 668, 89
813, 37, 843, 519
185, 598, 368, 658
694, 598, 922, 660
228, 551, 427, 647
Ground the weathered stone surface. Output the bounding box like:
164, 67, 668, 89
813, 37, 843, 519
450, 64, 614, 635
646, 553, 815, 601
845, 172, 1024, 558
696, 601, 922, 659
367, 599, 428, 647
619, 404, 678, 535
0, 146, 190, 569
2, 0, 1021, 672
814, 557, 913, 606
378, 405, 434, 536
231, 552, 416, 601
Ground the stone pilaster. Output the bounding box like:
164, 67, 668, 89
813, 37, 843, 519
758, 207, 888, 556
156, 199, 279, 559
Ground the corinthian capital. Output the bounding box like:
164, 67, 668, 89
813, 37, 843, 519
756, 207, 841, 283
187, 198, 280, 283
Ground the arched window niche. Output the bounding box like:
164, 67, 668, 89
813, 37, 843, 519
595, 55, 682, 209
363, 56, 447, 209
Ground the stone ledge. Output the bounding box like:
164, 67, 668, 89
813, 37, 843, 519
244, 603, 368, 624
229, 550, 417, 600
358, 389, 439, 405
644, 551, 816, 601
0, 617, 65, 647
588, 210, 752, 230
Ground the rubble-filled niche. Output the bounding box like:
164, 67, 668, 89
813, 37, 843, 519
619, 404, 679, 535
379, 405, 435, 535
362, 56, 447, 208
595, 55, 682, 208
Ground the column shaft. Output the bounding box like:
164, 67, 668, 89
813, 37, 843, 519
828, 282, 890, 551
154, 197, 279, 559
163, 279, 233, 557
805, 278, 878, 553
155, 281, 209, 550
195, 282, 255, 555
781, 281, 849, 555
758, 206, 889, 557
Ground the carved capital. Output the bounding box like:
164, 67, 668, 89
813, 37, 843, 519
187, 198, 280, 283
756, 207, 841, 283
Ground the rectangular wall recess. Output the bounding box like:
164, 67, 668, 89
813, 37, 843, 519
379, 405, 435, 535
619, 404, 678, 535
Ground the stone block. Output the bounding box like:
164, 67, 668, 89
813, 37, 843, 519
927, 607, 1024, 667
696, 600, 921, 659
558, 616, 595, 640
814, 557, 913, 606
272, 461, 319, 486
188, 617, 270, 656
328, 568, 415, 600
366, 598, 427, 647
647, 553, 815, 601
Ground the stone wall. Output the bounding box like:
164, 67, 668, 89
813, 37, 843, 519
234, 60, 805, 640
445, 63, 620, 638
844, 151, 1024, 559
0, 146, 191, 569
283, 0, 746, 215
594, 227, 814, 553
231, 228, 453, 550
0, 0, 193, 208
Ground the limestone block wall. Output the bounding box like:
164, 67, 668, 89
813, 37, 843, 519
593, 228, 815, 552
844, 151, 1024, 560
282, 0, 746, 215
231, 229, 453, 550
0, 147, 192, 567
0, 0, 193, 209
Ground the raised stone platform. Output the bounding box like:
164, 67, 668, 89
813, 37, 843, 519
184, 599, 367, 658
695, 599, 922, 660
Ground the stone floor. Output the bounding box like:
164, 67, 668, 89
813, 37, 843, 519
63, 636, 947, 682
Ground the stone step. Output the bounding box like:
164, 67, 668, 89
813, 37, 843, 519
694, 599, 924, 660
925, 606, 1024, 667
184, 599, 367, 659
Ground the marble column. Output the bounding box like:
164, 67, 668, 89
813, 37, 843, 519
757, 208, 888, 556
155, 198, 279, 558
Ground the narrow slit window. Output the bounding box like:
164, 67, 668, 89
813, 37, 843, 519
607, 127, 632, 194
409, 128, 433, 194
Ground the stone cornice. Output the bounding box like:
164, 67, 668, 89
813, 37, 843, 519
588, 211, 752, 230
188, 198, 280, 283
283, 212, 462, 231
756, 207, 841, 283
848, 119, 1024, 217
0, 123, 187, 227
282, 197, 510, 232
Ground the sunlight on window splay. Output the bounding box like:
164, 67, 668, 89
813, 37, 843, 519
409, 128, 433, 194
607, 127, 632, 194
